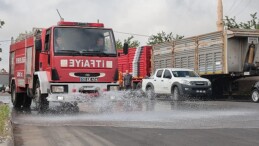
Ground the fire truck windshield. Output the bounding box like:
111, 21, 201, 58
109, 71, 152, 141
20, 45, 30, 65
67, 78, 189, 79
54, 27, 116, 56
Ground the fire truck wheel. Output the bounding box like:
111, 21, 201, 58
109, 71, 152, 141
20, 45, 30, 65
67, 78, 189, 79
23, 94, 32, 108
34, 80, 49, 111
11, 83, 23, 108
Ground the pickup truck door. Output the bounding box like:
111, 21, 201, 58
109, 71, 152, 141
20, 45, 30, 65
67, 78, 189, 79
153, 69, 164, 93
162, 69, 173, 94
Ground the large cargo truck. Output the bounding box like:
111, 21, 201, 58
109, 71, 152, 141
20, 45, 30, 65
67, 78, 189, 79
118, 46, 152, 89
152, 29, 259, 102
9, 20, 120, 110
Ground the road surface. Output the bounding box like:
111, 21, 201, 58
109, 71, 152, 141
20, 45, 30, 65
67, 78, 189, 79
2, 93, 259, 146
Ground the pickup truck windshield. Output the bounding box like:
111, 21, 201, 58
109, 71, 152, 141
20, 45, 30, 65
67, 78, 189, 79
53, 27, 116, 56
172, 71, 199, 77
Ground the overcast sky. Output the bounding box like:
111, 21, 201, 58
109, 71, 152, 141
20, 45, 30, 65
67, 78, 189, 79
0, 0, 258, 70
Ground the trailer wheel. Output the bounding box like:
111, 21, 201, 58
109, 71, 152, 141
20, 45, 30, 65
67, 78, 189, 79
173, 86, 181, 101
146, 86, 155, 100
34, 79, 49, 111
11, 83, 23, 108
251, 89, 259, 103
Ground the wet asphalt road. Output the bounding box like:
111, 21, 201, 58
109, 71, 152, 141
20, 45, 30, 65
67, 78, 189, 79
1, 93, 259, 146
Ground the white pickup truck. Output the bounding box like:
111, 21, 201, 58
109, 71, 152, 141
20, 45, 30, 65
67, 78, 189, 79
141, 68, 212, 100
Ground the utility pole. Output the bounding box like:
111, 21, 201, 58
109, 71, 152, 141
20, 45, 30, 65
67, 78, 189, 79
0, 43, 2, 61
217, 0, 223, 31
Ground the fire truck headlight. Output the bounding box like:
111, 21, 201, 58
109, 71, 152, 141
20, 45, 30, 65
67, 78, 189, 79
108, 85, 120, 91
52, 86, 65, 93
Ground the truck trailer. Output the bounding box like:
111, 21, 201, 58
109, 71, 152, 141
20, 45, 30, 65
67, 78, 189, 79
117, 46, 152, 89
9, 20, 120, 111
152, 29, 259, 102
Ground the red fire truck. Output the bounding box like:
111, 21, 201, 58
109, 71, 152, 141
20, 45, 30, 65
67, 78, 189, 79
9, 21, 123, 111
118, 46, 152, 89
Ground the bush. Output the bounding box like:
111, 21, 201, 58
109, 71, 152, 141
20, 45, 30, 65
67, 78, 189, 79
0, 104, 10, 136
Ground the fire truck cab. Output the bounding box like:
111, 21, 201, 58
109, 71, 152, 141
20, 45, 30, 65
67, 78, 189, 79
9, 21, 120, 111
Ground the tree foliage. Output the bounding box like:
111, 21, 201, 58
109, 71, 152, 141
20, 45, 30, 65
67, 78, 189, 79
147, 31, 184, 45
115, 39, 123, 50
224, 12, 259, 29
0, 19, 4, 28
116, 36, 140, 49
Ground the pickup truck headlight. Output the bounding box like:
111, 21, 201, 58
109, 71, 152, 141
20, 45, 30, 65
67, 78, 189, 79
181, 80, 191, 85
207, 80, 211, 86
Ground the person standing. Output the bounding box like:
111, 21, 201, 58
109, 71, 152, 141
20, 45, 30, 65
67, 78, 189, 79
123, 70, 133, 90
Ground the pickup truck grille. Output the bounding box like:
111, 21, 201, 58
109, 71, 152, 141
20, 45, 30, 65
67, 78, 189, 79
190, 81, 208, 86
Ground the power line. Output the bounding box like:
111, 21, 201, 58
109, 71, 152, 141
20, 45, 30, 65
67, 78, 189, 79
226, 0, 243, 16
233, 0, 252, 17
225, 0, 238, 15
114, 31, 150, 37
0, 40, 11, 43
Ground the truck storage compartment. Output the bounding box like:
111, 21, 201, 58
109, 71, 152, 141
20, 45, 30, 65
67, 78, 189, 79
152, 42, 173, 72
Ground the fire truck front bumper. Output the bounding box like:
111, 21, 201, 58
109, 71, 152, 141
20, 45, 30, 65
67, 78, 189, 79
46, 83, 120, 102
47, 93, 98, 102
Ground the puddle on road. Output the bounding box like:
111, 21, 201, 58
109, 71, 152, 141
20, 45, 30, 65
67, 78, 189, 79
5, 91, 259, 129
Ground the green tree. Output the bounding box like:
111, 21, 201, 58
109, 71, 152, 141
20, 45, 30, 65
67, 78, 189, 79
116, 36, 140, 49
115, 39, 123, 50
0, 19, 4, 28
224, 12, 258, 29
147, 31, 184, 45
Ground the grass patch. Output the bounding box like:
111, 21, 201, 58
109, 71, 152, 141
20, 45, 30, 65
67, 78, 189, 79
0, 104, 10, 136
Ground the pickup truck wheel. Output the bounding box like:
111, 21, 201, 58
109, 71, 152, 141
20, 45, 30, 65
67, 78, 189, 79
173, 87, 181, 101
34, 80, 49, 111
11, 83, 23, 108
251, 89, 259, 103
146, 87, 155, 100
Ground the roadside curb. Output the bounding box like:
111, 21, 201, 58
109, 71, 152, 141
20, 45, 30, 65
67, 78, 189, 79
0, 103, 14, 146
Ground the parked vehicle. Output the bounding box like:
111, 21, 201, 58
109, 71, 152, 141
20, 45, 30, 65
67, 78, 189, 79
117, 46, 152, 89
152, 29, 259, 102
141, 68, 212, 100
4, 86, 9, 93
9, 20, 122, 110
251, 81, 259, 102
0, 84, 5, 93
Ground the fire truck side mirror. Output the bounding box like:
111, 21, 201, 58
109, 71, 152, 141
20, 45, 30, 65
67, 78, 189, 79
35, 39, 42, 51
123, 43, 128, 55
